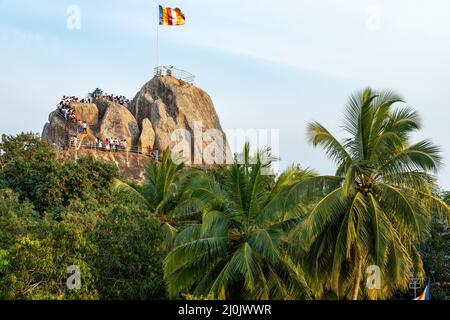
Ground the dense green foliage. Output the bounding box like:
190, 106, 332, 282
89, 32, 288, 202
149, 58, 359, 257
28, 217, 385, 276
1, 87, 449, 300
0, 133, 165, 300
92, 205, 166, 299
0, 189, 98, 299
0, 133, 118, 213
420, 193, 450, 299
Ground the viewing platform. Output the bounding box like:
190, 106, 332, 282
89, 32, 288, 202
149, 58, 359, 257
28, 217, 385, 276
154, 66, 195, 84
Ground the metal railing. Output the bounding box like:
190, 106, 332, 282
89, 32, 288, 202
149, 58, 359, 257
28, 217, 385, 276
51, 107, 224, 168
154, 66, 195, 83
54, 108, 159, 158
69, 142, 158, 159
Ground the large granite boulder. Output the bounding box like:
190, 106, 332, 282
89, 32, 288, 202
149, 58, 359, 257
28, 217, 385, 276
130, 76, 231, 163
42, 111, 70, 147
72, 103, 99, 128
139, 118, 156, 152
99, 101, 140, 148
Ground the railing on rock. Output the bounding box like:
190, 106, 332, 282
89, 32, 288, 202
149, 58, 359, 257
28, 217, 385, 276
70, 143, 157, 159
154, 66, 195, 84
55, 108, 157, 158
52, 109, 222, 168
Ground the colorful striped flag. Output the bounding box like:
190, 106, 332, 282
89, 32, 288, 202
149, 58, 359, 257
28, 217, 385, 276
413, 280, 431, 300
159, 5, 185, 26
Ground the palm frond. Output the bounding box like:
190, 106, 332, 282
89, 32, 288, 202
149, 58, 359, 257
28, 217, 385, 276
112, 178, 150, 208
306, 121, 352, 170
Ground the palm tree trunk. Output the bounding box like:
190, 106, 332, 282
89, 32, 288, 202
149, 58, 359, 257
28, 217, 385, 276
352, 252, 363, 300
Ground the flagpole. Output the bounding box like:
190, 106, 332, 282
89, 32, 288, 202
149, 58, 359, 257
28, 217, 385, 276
156, 4, 160, 70
156, 23, 159, 68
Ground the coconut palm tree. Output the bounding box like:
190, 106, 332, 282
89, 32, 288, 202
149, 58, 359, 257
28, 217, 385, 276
113, 150, 201, 247
164, 144, 315, 300
293, 87, 450, 299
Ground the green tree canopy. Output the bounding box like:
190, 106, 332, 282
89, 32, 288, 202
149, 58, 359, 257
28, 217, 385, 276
0, 134, 119, 213
92, 205, 166, 299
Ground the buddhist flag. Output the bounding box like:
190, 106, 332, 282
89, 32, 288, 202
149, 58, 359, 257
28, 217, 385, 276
159, 5, 186, 26
413, 280, 431, 300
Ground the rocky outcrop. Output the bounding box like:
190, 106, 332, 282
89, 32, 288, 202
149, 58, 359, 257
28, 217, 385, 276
42, 111, 69, 147
42, 75, 231, 179
58, 148, 150, 181
58, 148, 222, 182
130, 76, 231, 162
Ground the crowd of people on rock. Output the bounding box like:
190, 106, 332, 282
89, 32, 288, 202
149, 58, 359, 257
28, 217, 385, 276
57, 96, 89, 134
54, 92, 160, 160
56, 90, 131, 139
95, 137, 128, 152
92, 137, 160, 160
59, 95, 92, 106
101, 94, 131, 108
65, 132, 159, 161
57, 90, 131, 120
91, 88, 131, 107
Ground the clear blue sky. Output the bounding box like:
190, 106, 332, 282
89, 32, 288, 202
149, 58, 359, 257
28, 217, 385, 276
1, 0, 450, 189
